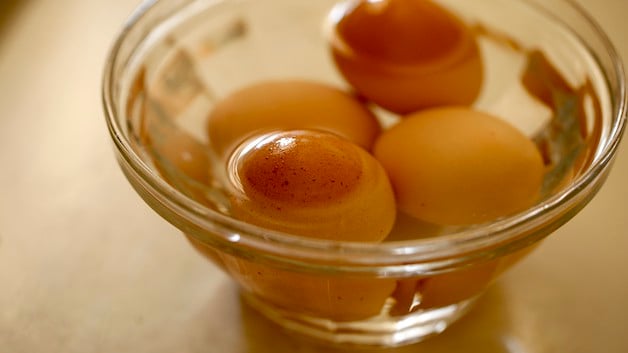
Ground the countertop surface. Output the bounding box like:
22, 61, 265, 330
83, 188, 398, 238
0, 1, 627, 352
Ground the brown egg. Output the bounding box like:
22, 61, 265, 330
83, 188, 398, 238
329, 0, 483, 114
223, 255, 397, 321
206, 80, 382, 159
229, 130, 396, 242
373, 107, 545, 225
185, 231, 396, 321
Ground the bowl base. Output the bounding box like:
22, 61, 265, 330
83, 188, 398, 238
241, 291, 479, 347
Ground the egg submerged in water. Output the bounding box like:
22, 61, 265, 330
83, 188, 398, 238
328, 0, 484, 114
206, 80, 382, 159
218, 129, 398, 321
374, 107, 545, 226
228, 129, 396, 242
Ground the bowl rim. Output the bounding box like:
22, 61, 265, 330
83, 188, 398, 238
102, 0, 627, 267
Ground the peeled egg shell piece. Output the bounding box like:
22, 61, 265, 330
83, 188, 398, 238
230, 130, 396, 242
206, 80, 382, 159
373, 107, 545, 225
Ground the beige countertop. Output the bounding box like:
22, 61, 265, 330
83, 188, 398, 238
0, 1, 627, 352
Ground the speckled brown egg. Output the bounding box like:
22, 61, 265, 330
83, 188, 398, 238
229, 129, 396, 242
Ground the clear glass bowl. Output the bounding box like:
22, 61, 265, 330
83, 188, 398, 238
102, 0, 626, 347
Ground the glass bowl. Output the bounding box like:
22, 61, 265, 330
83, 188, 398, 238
102, 0, 626, 347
